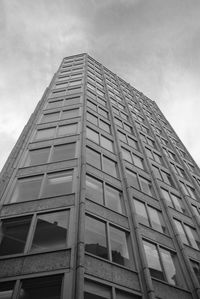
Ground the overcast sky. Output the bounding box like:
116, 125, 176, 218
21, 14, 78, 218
1, 0, 200, 171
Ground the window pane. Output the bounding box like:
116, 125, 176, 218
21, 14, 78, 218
86, 175, 103, 205
110, 226, 130, 267
35, 127, 55, 140
86, 147, 101, 169
46, 100, 63, 109
42, 171, 73, 197
171, 194, 184, 213
152, 166, 162, 180
10, 176, 43, 203
51, 143, 76, 162
19, 275, 62, 299
0, 282, 15, 299
134, 200, 149, 227
102, 157, 118, 177
174, 220, 189, 245
140, 177, 153, 197
41, 112, 60, 123
148, 207, 167, 234
86, 127, 99, 144
161, 188, 173, 208
100, 136, 113, 152
31, 210, 69, 252
191, 260, 200, 284
0, 216, 31, 256
185, 225, 200, 250
161, 171, 174, 187
87, 112, 98, 126
85, 216, 108, 259
122, 148, 132, 163
24, 148, 50, 166
127, 137, 137, 149
116, 289, 141, 299
143, 240, 164, 280
105, 185, 122, 213
61, 108, 79, 119
126, 169, 139, 190
132, 154, 144, 169
84, 280, 111, 299
118, 131, 127, 143
99, 120, 110, 133
57, 123, 77, 136
160, 248, 177, 285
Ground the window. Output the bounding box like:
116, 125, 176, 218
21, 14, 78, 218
86, 175, 104, 205
174, 219, 200, 250
87, 112, 98, 125
133, 199, 167, 234
192, 204, 200, 219
45, 99, 63, 109
85, 215, 130, 266
145, 148, 162, 164
100, 136, 114, 152
118, 131, 138, 150
40, 112, 60, 123
9, 175, 43, 203
99, 120, 111, 133
0, 216, 32, 256
170, 163, 186, 179
191, 260, 200, 284
51, 143, 76, 162
160, 188, 186, 213
140, 133, 154, 147
35, 127, 56, 141
86, 175, 123, 213
61, 108, 79, 119
179, 181, 196, 200
23, 147, 50, 167
30, 210, 69, 252
0, 210, 69, 257
86, 147, 101, 169
19, 275, 62, 299
126, 168, 154, 197
102, 156, 118, 178
57, 123, 78, 136
152, 165, 175, 187
86, 127, 99, 144
84, 280, 111, 299
143, 240, 181, 286
42, 171, 73, 197
0, 281, 14, 299
121, 148, 144, 169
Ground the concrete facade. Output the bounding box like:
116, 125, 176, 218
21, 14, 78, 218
0, 53, 200, 299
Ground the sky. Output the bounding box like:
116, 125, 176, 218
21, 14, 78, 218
1, 0, 200, 171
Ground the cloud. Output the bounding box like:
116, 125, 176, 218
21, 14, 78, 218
0, 0, 200, 171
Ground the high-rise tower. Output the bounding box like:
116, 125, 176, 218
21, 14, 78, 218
0, 53, 200, 299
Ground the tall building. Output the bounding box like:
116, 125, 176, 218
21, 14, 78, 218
0, 53, 200, 299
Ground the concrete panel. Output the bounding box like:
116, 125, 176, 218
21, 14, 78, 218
85, 255, 140, 291
22, 250, 71, 274
0, 258, 23, 278
153, 279, 192, 299
0, 194, 75, 217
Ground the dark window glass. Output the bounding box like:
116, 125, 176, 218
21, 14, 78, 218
85, 216, 108, 259
0, 216, 31, 256
24, 148, 50, 166
102, 157, 118, 178
143, 240, 165, 281
191, 260, 200, 284
86, 147, 101, 169
61, 108, 79, 119
10, 176, 43, 203
35, 127, 55, 140
116, 289, 141, 299
42, 171, 73, 197
110, 226, 130, 266
86, 175, 103, 205
41, 112, 60, 123
30, 210, 69, 252
51, 143, 76, 162
19, 275, 62, 299
57, 123, 78, 136
0, 282, 15, 299
105, 185, 122, 213
84, 280, 111, 299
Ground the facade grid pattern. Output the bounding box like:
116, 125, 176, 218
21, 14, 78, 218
0, 53, 200, 299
